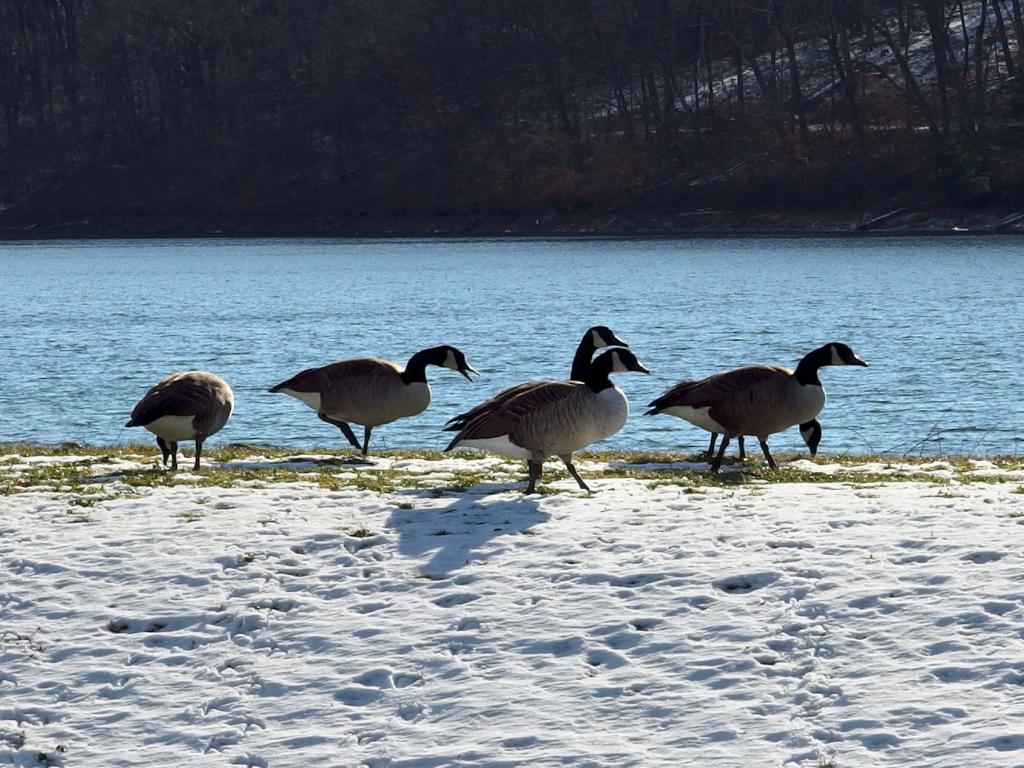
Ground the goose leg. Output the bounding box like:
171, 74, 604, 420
738, 435, 746, 460
362, 425, 373, 456
710, 435, 730, 473
170, 442, 179, 471
193, 438, 204, 471
318, 413, 361, 450
706, 433, 718, 462
525, 460, 542, 493
560, 454, 591, 492
157, 437, 171, 467
758, 439, 777, 470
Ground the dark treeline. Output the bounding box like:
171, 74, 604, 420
1, 0, 1022, 233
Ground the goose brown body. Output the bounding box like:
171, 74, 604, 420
273, 358, 430, 427
125, 370, 234, 470
449, 381, 629, 460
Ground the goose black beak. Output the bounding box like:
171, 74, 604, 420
460, 365, 480, 381
853, 357, 869, 367
608, 334, 630, 348
633, 361, 651, 374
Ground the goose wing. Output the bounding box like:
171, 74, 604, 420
647, 365, 793, 431
271, 357, 408, 423
270, 358, 399, 394
127, 372, 216, 427
446, 381, 584, 449
444, 379, 554, 430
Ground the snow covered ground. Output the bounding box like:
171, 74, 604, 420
2, 451, 1023, 767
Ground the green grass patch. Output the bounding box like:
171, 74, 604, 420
1, 446, 1021, 504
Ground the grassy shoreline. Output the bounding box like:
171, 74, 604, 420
2, 443, 1022, 497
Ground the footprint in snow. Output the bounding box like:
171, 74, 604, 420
894, 553, 932, 564
981, 734, 1024, 752
584, 648, 629, 673
334, 685, 382, 707
931, 666, 981, 683
353, 669, 422, 689
849, 731, 902, 750
204, 729, 245, 753
982, 601, 1017, 616
501, 735, 539, 749
962, 550, 1004, 564
229, 755, 268, 768
455, 617, 481, 631
432, 592, 480, 608
397, 701, 425, 722
713, 571, 780, 594
922, 640, 970, 655
351, 601, 391, 614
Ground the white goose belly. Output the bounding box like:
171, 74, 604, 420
144, 415, 198, 442
281, 389, 322, 412
661, 405, 725, 434
457, 435, 533, 461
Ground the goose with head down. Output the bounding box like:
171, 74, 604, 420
646, 342, 866, 472
445, 348, 650, 492
125, 370, 234, 471
270, 345, 477, 455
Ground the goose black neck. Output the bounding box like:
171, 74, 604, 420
584, 355, 614, 393
401, 349, 435, 384
570, 331, 597, 380
793, 345, 829, 386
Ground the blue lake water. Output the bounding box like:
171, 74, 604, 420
1, 236, 1021, 456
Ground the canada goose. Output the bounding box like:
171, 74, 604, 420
125, 370, 234, 470
270, 346, 477, 455
444, 325, 628, 432
645, 342, 866, 472
445, 348, 650, 493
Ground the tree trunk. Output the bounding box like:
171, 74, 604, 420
991, 0, 1016, 79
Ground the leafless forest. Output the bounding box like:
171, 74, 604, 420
1, 1, 1022, 233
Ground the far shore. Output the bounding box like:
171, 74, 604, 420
2, 207, 1023, 241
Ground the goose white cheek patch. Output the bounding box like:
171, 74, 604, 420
444, 350, 458, 370
830, 347, 844, 366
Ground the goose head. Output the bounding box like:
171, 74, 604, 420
588, 325, 630, 350
433, 345, 480, 381
800, 419, 822, 456
602, 348, 651, 375
826, 342, 868, 367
